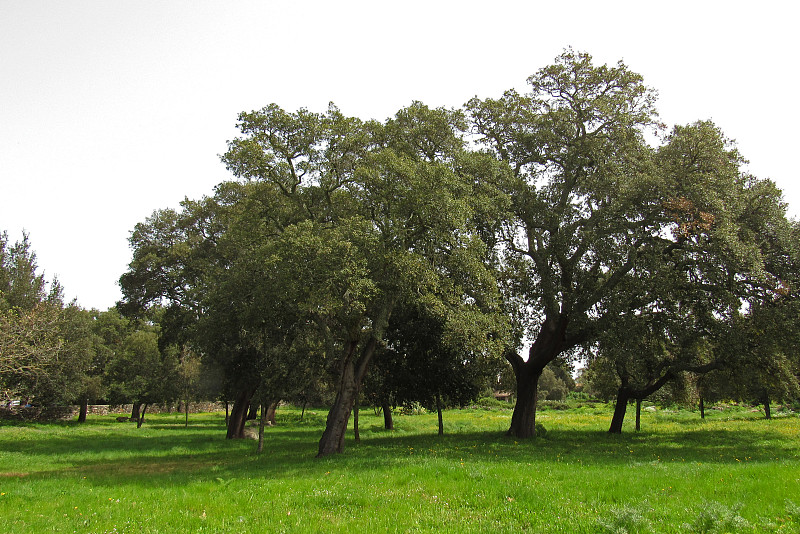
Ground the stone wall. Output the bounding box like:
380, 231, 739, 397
0, 401, 226, 421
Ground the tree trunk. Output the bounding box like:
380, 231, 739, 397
507, 364, 541, 438
184, 398, 190, 427
317, 338, 377, 457
635, 398, 642, 431
137, 403, 148, 428
381, 398, 393, 430
78, 398, 88, 423
699, 396, 705, 419
506, 317, 568, 439
354, 386, 361, 443
436, 392, 444, 436
300, 399, 307, 421
131, 402, 141, 423
225, 401, 229, 426
227, 386, 256, 439
763, 389, 771, 420
257, 401, 266, 454
247, 402, 258, 421
609, 387, 630, 434
265, 401, 278, 425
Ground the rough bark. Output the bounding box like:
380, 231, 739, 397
317, 338, 377, 457
609, 387, 630, 434
507, 361, 542, 438
227, 386, 256, 439
78, 398, 88, 423
507, 316, 569, 438
381, 398, 394, 430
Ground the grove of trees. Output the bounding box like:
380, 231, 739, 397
2, 49, 798, 456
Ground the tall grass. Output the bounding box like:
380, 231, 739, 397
1, 403, 799, 533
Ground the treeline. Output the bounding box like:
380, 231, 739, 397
3, 50, 799, 456
0, 231, 218, 425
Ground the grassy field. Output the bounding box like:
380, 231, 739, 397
1, 402, 799, 533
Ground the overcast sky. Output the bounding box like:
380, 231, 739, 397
1, 1, 797, 311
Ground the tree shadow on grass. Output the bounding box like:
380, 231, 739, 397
1, 413, 797, 490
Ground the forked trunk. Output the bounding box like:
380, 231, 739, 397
609, 387, 630, 434
317, 339, 377, 457
227, 386, 256, 439
78, 398, 88, 423
507, 316, 568, 439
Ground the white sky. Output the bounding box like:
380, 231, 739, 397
1, 1, 798, 311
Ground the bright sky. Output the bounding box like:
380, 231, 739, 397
1, 1, 798, 311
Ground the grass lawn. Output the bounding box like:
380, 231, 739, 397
1, 402, 799, 533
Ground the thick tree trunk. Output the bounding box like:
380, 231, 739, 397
137, 403, 148, 428
381, 398, 394, 430
436, 393, 444, 436
699, 396, 705, 419
635, 398, 642, 432
507, 316, 569, 439
763, 389, 771, 420
131, 402, 141, 423
265, 401, 277, 425
317, 339, 377, 457
247, 402, 258, 421
507, 364, 541, 438
609, 387, 630, 434
227, 386, 256, 439
78, 398, 88, 423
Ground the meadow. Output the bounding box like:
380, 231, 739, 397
1, 401, 799, 533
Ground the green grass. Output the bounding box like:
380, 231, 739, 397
1, 403, 799, 533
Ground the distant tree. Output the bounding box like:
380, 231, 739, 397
370, 298, 503, 436
0, 231, 73, 405
0, 302, 63, 403
105, 320, 179, 427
